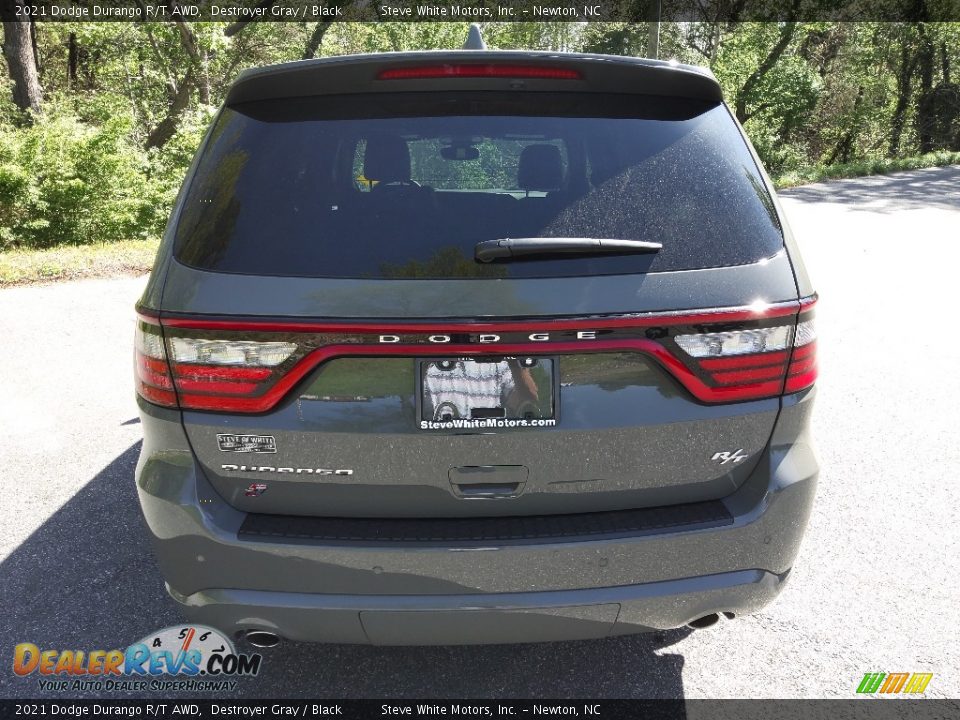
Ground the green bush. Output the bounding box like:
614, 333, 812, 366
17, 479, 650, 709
0, 104, 205, 250
774, 150, 960, 188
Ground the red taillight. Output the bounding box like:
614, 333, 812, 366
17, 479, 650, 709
377, 65, 582, 81
134, 317, 177, 408
173, 364, 272, 382
134, 314, 300, 412
672, 303, 817, 401
784, 319, 818, 393
166, 335, 297, 410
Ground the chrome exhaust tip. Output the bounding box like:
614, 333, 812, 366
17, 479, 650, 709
687, 613, 721, 630
244, 630, 281, 648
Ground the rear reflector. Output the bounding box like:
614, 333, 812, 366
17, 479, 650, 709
377, 65, 582, 81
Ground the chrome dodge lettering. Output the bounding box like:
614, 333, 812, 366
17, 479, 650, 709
375, 331, 598, 344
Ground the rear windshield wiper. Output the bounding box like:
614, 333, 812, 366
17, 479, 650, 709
475, 237, 663, 263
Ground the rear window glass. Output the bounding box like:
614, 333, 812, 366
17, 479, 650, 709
174, 92, 783, 279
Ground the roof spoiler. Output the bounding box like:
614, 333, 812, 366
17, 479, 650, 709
225, 52, 723, 107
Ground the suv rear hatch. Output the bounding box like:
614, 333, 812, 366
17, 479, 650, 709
137, 52, 815, 518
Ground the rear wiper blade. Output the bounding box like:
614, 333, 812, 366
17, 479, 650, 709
475, 237, 662, 263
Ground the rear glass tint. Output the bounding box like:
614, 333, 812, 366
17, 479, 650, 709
174, 92, 783, 279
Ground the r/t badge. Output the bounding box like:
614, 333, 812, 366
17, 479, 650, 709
712, 449, 749, 465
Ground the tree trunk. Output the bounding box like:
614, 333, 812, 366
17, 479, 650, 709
827, 85, 864, 165
916, 24, 935, 153
888, 45, 913, 156
29, 13, 39, 71
2, 17, 43, 116
67, 32, 78, 88
941, 41, 950, 85
145, 67, 193, 149
734, 22, 798, 125
304, 21, 333, 60
174, 20, 209, 104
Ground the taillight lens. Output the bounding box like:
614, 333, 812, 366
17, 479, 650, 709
135, 315, 300, 412
168, 338, 296, 367
675, 326, 793, 357
169, 336, 297, 410
785, 319, 818, 393
134, 318, 177, 408
673, 309, 817, 401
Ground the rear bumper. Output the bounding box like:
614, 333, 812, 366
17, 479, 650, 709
169, 569, 786, 645
136, 390, 817, 645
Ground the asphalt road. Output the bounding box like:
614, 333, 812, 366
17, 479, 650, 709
1, 166, 959, 701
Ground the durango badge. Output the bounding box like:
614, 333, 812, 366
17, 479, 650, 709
223, 464, 354, 476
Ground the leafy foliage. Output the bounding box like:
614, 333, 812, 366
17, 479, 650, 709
1, 20, 958, 250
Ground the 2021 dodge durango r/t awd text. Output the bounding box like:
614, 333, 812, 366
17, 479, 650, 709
134, 47, 818, 645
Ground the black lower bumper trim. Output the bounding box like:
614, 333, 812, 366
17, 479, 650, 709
238, 500, 733, 547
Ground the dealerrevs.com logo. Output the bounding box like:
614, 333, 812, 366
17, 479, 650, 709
13, 625, 262, 693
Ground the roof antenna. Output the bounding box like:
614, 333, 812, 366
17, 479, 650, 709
463, 24, 487, 50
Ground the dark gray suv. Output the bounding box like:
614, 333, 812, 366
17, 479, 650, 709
134, 46, 818, 646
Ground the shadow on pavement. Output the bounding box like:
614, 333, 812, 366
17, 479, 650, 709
0, 442, 690, 704
780, 165, 960, 213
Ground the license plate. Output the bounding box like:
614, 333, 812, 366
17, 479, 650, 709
417, 357, 557, 431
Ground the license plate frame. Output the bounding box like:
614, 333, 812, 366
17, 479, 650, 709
416, 356, 559, 431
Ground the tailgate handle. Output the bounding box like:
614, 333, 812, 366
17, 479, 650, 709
456, 482, 523, 498
449, 466, 528, 499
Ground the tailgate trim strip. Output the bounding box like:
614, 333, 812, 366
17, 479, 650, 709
237, 500, 733, 547
148, 297, 812, 332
